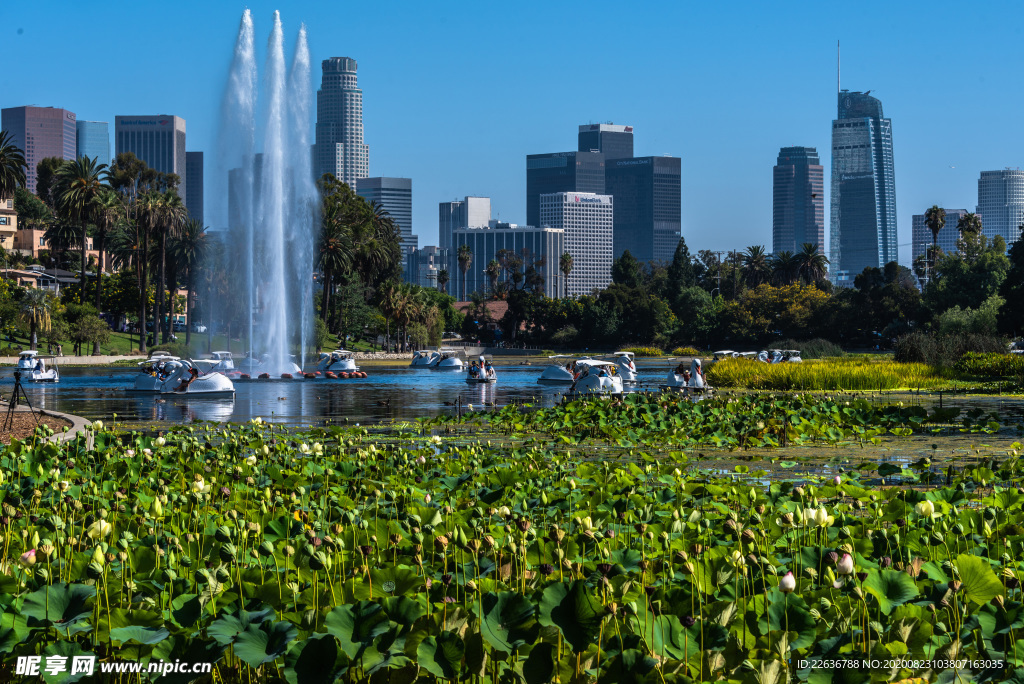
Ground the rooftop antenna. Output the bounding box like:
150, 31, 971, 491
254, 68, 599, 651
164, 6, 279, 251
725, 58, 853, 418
837, 40, 841, 94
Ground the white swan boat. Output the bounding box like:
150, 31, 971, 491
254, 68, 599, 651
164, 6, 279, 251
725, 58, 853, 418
132, 354, 235, 395
428, 349, 465, 370
235, 352, 301, 375
662, 358, 711, 393
317, 349, 358, 372
465, 356, 497, 384
609, 351, 638, 382
194, 351, 235, 374
566, 360, 623, 396
16, 351, 59, 382
410, 350, 436, 367
538, 355, 590, 383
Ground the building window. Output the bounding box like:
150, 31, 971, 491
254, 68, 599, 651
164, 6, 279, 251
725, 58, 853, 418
0, 217, 8, 225
39, 238, 45, 247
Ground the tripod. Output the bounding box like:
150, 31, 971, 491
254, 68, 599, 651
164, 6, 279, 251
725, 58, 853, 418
2, 371, 38, 433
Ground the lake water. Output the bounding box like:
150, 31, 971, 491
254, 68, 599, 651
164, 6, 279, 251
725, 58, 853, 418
2, 362, 665, 428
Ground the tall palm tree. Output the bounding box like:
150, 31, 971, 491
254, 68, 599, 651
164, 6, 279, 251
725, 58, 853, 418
317, 201, 352, 331
436, 268, 449, 294
770, 251, 798, 286
457, 244, 473, 300
20, 289, 52, 350
169, 219, 209, 346
42, 219, 79, 269
0, 130, 27, 199
135, 190, 164, 352
956, 212, 983, 237
154, 190, 186, 343
485, 259, 501, 297
92, 189, 121, 309
795, 243, 829, 284
559, 252, 574, 298
742, 245, 771, 287
55, 156, 110, 303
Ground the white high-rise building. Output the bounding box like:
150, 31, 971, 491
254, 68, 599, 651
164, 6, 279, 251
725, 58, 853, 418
313, 57, 369, 187
539, 192, 613, 296
977, 169, 1024, 247
439, 196, 491, 251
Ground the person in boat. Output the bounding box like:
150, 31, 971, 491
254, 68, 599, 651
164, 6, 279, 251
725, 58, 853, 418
483, 361, 494, 379
674, 362, 687, 376
35, 359, 43, 372
683, 369, 691, 384
468, 361, 480, 378
175, 367, 200, 392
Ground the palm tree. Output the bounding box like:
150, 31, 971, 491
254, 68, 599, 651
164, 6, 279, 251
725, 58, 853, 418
135, 190, 164, 352
317, 201, 352, 331
770, 251, 798, 286
457, 244, 473, 300
169, 219, 209, 346
436, 268, 449, 294
742, 245, 771, 287
957, 212, 983, 237
92, 189, 121, 309
42, 219, 79, 269
485, 259, 501, 297
795, 243, 829, 284
154, 190, 186, 343
559, 252, 574, 298
55, 156, 110, 303
20, 289, 52, 350
0, 130, 27, 199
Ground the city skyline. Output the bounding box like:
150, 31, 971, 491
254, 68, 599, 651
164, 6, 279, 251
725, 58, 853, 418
3, 1, 1023, 266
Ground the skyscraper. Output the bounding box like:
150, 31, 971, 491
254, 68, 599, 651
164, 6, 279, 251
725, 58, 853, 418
773, 147, 825, 254
578, 124, 634, 160
605, 156, 681, 263
438, 197, 491, 251
912, 208, 967, 261
1, 106, 77, 194
526, 151, 605, 228
186, 151, 204, 224
313, 57, 369, 187
76, 120, 110, 168
830, 91, 897, 281
356, 177, 415, 252
539, 192, 613, 296
115, 115, 187, 200
976, 169, 1024, 246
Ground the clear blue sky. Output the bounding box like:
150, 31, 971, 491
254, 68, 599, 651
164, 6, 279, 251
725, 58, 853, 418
3, 0, 1022, 266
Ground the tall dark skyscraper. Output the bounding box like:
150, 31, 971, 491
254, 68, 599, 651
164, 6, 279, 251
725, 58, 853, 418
357, 177, 415, 253
76, 121, 110, 168
605, 156, 681, 263
578, 124, 634, 160
313, 57, 369, 187
773, 147, 824, 254
115, 115, 188, 201
526, 151, 605, 228
1, 106, 77, 194
830, 90, 897, 281
185, 151, 204, 224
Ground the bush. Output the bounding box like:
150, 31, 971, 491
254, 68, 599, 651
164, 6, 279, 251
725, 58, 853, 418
618, 346, 663, 357
954, 352, 1024, 378
707, 357, 946, 391
549, 325, 578, 347
149, 342, 192, 358
671, 346, 703, 356
894, 332, 1007, 366
774, 338, 845, 359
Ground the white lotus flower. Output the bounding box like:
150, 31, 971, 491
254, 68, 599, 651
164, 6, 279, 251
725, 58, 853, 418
251, 417, 263, 425
779, 571, 796, 593
92, 420, 104, 430
191, 477, 211, 494
154, 437, 166, 447
87, 520, 112, 539
245, 455, 257, 467
430, 435, 442, 446
813, 507, 834, 528
915, 500, 936, 518
299, 443, 312, 455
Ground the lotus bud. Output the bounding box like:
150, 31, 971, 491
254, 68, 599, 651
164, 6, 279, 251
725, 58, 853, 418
837, 554, 854, 575
779, 571, 796, 593
155, 437, 166, 447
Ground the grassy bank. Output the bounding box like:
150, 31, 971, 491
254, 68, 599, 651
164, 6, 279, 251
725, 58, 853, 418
707, 356, 952, 391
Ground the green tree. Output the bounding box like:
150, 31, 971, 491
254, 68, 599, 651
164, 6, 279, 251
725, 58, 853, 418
0, 130, 27, 199
457, 244, 473, 301
35, 157, 67, 208
666, 237, 696, 289
485, 259, 501, 297
14, 187, 50, 228
436, 268, 449, 294
956, 212, 983, 237
741, 245, 771, 287
795, 243, 829, 285
924, 205, 946, 279
611, 250, 644, 288
925, 232, 1009, 315
42, 220, 79, 269
770, 251, 798, 286
998, 225, 1024, 336
152, 190, 185, 343
559, 251, 574, 298
92, 189, 121, 310
19, 288, 53, 349
168, 218, 209, 346
55, 156, 111, 303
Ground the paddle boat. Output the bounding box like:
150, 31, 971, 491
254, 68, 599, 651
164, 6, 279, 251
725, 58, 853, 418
609, 351, 638, 382
428, 349, 465, 370
235, 352, 301, 375
317, 349, 359, 373
465, 356, 497, 384
538, 355, 591, 383
15, 351, 59, 382
565, 359, 623, 396
195, 351, 235, 373
410, 350, 436, 367
132, 353, 235, 396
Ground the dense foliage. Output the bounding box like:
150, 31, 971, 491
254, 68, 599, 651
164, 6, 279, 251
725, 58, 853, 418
2, 396, 1024, 682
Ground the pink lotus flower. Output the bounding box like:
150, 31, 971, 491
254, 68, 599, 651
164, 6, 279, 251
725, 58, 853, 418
779, 571, 796, 593
19, 549, 36, 567
837, 553, 854, 575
